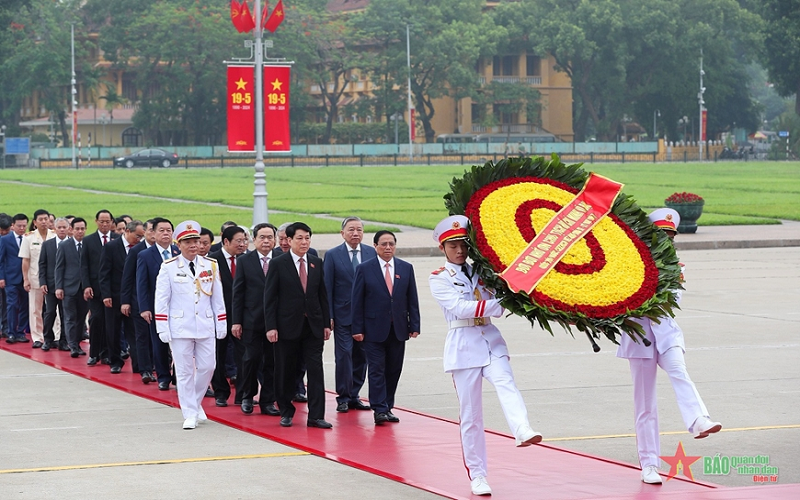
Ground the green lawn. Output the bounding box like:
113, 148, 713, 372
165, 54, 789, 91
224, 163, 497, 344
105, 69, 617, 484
1, 161, 798, 232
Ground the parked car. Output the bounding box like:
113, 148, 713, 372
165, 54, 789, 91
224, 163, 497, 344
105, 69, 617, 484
114, 148, 179, 168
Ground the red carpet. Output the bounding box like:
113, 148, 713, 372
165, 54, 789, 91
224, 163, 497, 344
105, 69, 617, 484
3, 340, 797, 500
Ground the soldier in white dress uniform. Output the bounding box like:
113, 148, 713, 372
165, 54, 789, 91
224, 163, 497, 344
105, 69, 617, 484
155, 220, 227, 430
428, 215, 542, 497
617, 208, 722, 484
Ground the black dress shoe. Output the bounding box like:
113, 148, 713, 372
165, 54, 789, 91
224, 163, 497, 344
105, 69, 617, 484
205, 388, 214, 397
349, 400, 371, 411
5, 337, 16, 344
141, 371, 152, 384
260, 403, 280, 416
336, 402, 349, 413
241, 399, 254, 414
70, 348, 80, 358
280, 416, 293, 427
386, 411, 400, 423
110, 366, 122, 374
292, 393, 308, 403
41, 341, 52, 351
374, 412, 389, 425
58, 342, 70, 351
32, 341, 43, 348
16, 336, 30, 343
158, 381, 169, 391
100, 358, 111, 365
121, 349, 130, 360
307, 418, 333, 429
87, 357, 99, 366
215, 398, 228, 407
77, 348, 86, 356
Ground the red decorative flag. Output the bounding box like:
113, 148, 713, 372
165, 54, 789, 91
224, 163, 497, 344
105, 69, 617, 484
230, 0, 244, 33
227, 66, 255, 152
260, 2, 270, 29
264, 0, 285, 32
240, 0, 256, 32
263, 65, 291, 152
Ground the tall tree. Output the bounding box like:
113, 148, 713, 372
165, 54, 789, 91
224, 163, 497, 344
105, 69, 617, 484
762, 0, 800, 115
356, 0, 496, 142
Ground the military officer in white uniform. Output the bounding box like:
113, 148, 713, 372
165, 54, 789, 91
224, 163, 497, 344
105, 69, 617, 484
428, 215, 542, 497
617, 208, 722, 484
155, 220, 227, 430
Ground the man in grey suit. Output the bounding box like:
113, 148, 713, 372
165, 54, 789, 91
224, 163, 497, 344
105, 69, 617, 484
323, 216, 376, 413
39, 217, 70, 351
55, 218, 89, 357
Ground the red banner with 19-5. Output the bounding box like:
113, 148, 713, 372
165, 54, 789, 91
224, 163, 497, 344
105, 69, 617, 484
226, 65, 291, 153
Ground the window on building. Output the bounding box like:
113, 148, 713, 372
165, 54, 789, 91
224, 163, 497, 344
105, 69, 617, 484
526, 56, 541, 76
121, 127, 143, 147
471, 102, 485, 123
122, 75, 137, 102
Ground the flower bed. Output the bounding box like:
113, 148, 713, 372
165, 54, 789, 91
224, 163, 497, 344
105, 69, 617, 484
444, 155, 683, 344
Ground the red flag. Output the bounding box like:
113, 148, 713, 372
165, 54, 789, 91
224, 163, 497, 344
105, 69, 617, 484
240, 0, 256, 32
230, 0, 244, 32
260, 2, 270, 29
264, 0, 285, 33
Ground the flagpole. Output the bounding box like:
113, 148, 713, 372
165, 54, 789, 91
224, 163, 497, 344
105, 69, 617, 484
253, 0, 268, 224
71, 23, 77, 169
406, 24, 413, 162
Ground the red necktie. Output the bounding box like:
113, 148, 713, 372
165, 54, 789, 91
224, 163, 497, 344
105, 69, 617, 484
298, 258, 307, 292
230, 256, 236, 278
384, 262, 393, 295
102, 234, 108, 245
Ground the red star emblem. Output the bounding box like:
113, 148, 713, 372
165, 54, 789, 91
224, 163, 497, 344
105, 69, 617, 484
660, 441, 702, 481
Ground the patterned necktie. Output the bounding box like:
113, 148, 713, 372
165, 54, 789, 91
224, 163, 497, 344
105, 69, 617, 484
351, 249, 359, 270
230, 256, 236, 278
384, 262, 393, 295
298, 258, 307, 292
189, 261, 195, 276
77, 242, 82, 255
162, 249, 170, 261
262, 256, 269, 276
102, 234, 108, 245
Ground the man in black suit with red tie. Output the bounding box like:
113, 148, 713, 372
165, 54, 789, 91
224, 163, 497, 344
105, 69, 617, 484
264, 222, 332, 429
99, 220, 144, 374
81, 209, 117, 365
231, 223, 281, 416
208, 224, 248, 407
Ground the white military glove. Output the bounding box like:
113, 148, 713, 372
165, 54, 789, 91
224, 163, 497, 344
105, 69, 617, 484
158, 331, 172, 343
216, 330, 227, 340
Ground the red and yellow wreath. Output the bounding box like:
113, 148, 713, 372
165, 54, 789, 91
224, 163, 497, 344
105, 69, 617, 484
444, 155, 682, 344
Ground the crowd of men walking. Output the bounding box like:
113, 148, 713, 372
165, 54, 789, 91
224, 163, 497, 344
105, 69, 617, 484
0, 210, 421, 431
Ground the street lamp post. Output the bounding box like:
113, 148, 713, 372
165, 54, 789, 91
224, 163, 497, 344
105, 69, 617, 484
653, 109, 660, 142
0, 125, 6, 169
699, 49, 706, 160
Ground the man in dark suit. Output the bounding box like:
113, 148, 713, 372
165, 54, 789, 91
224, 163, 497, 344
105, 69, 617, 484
0, 213, 30, 343
100, 220, 144, 374
351, 230, 420, 425
323, 216, 376, 413
39, 217, 70, 351
81, 209, 117, 365
265, 222, 332, 429
121, 219, 157, 384
209, 220, 236, 254
208, 225, 247, 407
137, 217, 179, 390
231, 223, 281, 416
55, 218, 89, 357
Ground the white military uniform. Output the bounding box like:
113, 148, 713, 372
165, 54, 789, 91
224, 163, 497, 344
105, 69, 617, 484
18, 229, 55, 343
155, 254, 226, 422
617, 223, 715, 468
429, 261, 536, 481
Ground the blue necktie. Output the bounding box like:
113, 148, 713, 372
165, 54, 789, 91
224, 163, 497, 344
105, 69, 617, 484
351, 249, 358, 269
162, 249, 170, 260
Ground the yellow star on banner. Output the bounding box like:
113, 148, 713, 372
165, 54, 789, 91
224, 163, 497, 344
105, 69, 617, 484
235, 78, 247, 90
271, 78, 283, 91
275, 9, 283, 18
